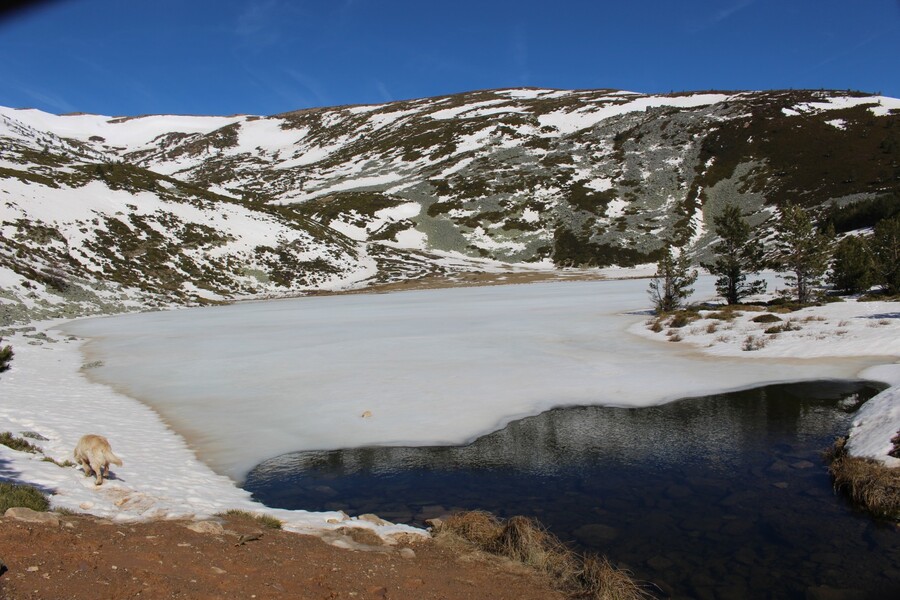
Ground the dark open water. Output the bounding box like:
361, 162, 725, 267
245, 380, 900, 599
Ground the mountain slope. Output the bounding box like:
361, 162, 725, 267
1, 88, 898, 323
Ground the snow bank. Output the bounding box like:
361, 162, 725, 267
0, 326, 421, 538
846, 387, 900, 467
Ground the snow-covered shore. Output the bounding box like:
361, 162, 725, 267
0, 324, 422, 540
1, 276, 899, 533
630, 295, 900, 466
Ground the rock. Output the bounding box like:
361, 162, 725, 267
572, 523, 619, 545
805, 585, 868, 600
325, 510, 349, 524
186, 521, 225, 535
768, 459, 791, 473
366, 585, 388, 598
424, 517, 443, 531
21, 431, 49, 441
357, 513, 389, 526
665, 484, 692, 499
773, 481, 789, 489
415, 504, 448, 521
646, 555, 673, 570
4, 507, 60, 526
397, 548, 416, 559
733, 546, 757, 566
791, 460, 816, 469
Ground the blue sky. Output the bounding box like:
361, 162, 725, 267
1, 0, 898, 116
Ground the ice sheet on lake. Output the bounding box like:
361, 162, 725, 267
61, 278, 884, 481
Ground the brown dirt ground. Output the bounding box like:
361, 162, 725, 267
0, 513, 565, 600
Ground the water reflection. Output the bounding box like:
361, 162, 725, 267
250, 380, 871, 478
246, 380, 900, 599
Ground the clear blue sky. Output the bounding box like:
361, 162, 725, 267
1, 0, 898, 116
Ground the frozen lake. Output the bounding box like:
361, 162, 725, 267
62, 277, 880, 481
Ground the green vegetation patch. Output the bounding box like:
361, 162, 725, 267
691, 95, 899, 216
751, 313, 782, 324
294, 191, 405, 223
552, 228, 664, 268
0, 482, 50, 513
0, 431, 41, 453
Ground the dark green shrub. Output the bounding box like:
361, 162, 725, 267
0, 338, 12, 373
752, 313, 782, 323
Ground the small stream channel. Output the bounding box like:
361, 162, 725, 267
245, 380, 899, 599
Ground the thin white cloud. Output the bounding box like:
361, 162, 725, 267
234, 0, 290, 51
374, 80, 393, 103
284, 68, 330, 107
686, 0, 756, 33
511, 25, 530, 85
7, 84, 76, 113
235, 0, 278, 37
802, 22, 900, 85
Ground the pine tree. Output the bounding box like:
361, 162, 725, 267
649, 246, 698, 313
828, 235, 874, 294
0, 338, 12, 373
702, 204, 766, 304
871, 215, 900, 295
771, 204, 833, 303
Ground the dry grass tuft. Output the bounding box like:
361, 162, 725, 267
667, 311, 698, 328
440, 510, 504, 548
218, 509, 283, 529
580, 555, 649, 600
496, 516, 579, 583
435, 511, 650, 600
741, 335, 768, 351
825, 437, 900, 521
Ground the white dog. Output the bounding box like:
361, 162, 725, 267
73, 434, 123, 485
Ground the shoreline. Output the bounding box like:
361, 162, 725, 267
2, 273, 899, 538
55, 276, 898, 482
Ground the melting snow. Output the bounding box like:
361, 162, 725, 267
538, 94, 732, 135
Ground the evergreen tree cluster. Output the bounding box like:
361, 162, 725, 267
830, 216, 900, 296
648, 204, 900, 313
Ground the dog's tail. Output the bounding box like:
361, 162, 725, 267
105, 449, 123, 467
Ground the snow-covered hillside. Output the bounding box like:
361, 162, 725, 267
1, 88, 898, 323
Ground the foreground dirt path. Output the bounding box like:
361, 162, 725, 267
0, 513, 564, 600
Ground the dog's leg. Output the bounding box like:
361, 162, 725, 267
89, 460, 104, 485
